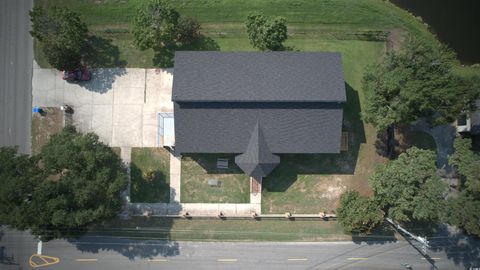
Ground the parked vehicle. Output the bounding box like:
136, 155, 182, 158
62, 68, 91, 81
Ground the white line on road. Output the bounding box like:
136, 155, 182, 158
75, 258, 98, 262
288, 258, 308, 261
347, 257, 368, 260
422, 257, 441, 260
37, 240, 42, 255
148, 259, 168, 262
218, 258, 238, 262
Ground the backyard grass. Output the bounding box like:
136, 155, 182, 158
130, 148, 170, 203
94, 216, 400, 242
31, 107, 64, 155
181, 154, 250, 203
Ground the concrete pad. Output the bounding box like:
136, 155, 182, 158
113, 104, 143, 126
32, 68, 56, 91
142, 125, 158, 147
145, 69, 163, 104
72, 105, 93, 133
91, 105, 113, 144
32, 95, 47, 107
113, 68, 146, 89
54, 73, 65, 90
142, 104, 159, 126
112, 125, 143, 147
46, 90, 64, 107
113, 87, 144, 105
92, 89, 113, 105
64, 84, 93, 106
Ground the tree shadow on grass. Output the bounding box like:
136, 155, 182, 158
153, 35, 220, 68
82, 35, 127, 68
263, 82, 366, 192
351, 222, 397, 245
130, 163, 170, 203
69, 217, 180, 261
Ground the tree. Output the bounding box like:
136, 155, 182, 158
445, 137, 480, 236
176, 17, 201, 45
369, 147, 446, 223
337, 191, 384, 233
0, 127, 127, 240
0, 147, 43, 229
362, 37, 479, 131
29, 6, 88, 70
245, 12, 287, 51
132, 0, 180, 50
449, 137, 480, 194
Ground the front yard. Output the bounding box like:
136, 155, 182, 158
181, 154, 250, 203
130, 148, 170, 203
31, 107, 64, 154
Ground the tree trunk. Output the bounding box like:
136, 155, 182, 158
387, 124, 395, 159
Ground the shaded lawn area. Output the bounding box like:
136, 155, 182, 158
181, 154, 250, 203
93, 216, 400, 242
31, 107, 64, 155
262, 41, 387, 214
394, 125, 437, 157
130, 148, 170, 203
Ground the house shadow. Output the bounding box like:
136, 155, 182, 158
153, 35, 220, 68
263, 82, 366, 192
68, 216, 180, 261
182, 153, 244, 175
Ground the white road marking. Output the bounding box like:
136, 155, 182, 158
347, 257, 368, 260
288, 258, 308, 261
75, 258, 98, 262
148, 259, 168, 262
218, 258, 238, 262
37, 241, 42, 255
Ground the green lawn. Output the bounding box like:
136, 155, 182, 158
130, 148, 170, 203
34, 0, 465, 69
262, 40, 386, 214
94, 217, 399, 242
181, 154, 250, 203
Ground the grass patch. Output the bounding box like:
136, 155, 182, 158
130, 148, 170, 203
262, 41, 386, 214
31, 107, 64, 155
34, 0, 444, 68
181, 154, 250, 203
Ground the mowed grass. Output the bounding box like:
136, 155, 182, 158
262, 41, 386, 214
181, 154, 250, 203
35, 0, 446, 68
130, 148, 171, 203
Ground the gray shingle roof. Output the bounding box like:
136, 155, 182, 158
172, 51, 346, 102
235, 123, 280, 179
174, 102, 344, 154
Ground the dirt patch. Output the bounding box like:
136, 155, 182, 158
386, 28, 406, 53
31, 107, 64, 155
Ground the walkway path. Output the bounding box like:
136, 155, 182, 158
169, 153, 181, 203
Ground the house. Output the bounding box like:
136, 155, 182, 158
456, 99, 480, 135
170, 51, 346, 180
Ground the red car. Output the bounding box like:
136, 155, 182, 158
62, 68, 91, 81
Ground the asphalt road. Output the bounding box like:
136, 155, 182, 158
1, 227, 479, 270
0, 0, 33, 154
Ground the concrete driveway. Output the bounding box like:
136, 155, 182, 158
32, 64, 173, 147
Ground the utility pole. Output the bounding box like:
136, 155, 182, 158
386, 218, 430, 255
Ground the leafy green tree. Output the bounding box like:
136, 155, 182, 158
0, 127, 127, 240
0, 147, 43, 229
369, 147, 446, 223
29, 6, 88, 70
176, 17, 201, 45
445, 137, 480, 236
449, 137, 480, 194
362, 37, 479, 131
337, 191, 384, 233
245, 12, 287, 51
132, 0, 180, 50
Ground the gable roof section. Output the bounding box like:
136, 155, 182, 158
172, 51, 346, 103
174, 102, 344, 154
235, 123, 280, 179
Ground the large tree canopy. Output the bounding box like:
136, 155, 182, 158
445, 138, 480, 236
132, 0, 180, 50
362, 37, 480, 130
0, 127, 127, 240
337, 191, 384, 233
369, 147, 446, 223
29, 6, 88, 70
245, 12, 287, 51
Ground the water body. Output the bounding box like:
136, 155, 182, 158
391, 0, 480, 64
